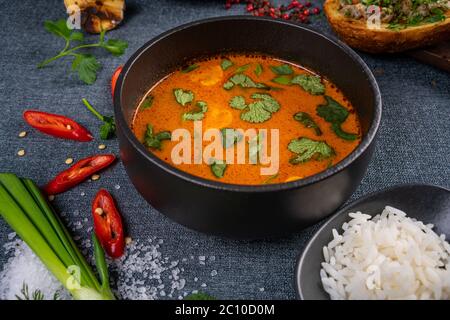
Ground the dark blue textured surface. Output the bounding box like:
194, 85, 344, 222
0, 0, 449, 299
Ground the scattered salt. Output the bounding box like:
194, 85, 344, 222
211, 270, 217, 277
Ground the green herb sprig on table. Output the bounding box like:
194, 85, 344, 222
82, 98, 116, 140
15, 283, 60, 300
38, 19, 128, 84
316, 96, 359, 141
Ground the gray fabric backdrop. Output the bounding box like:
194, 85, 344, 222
0, 0, 449, 299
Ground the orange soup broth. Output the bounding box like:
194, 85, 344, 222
132, 55, 361, 185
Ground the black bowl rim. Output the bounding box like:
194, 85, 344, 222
294, 183, 450, 300
114, 15, 382, 193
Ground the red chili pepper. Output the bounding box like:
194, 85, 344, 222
92, 189, 125, 259
111, 65, 123, 98
44, 154, 116, 195
23, 110, 93, 142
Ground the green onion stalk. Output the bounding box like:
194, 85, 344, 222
0, 173, 115, 300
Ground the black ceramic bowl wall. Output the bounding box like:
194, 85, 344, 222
114, 16, 382, 239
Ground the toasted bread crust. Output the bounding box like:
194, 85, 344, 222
324, 0, 450, 53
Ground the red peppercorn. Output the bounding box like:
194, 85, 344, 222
312, 7, 320, 14
303, 9, 310, 16
282, 13, 290, 19
247, 4, 254, 11
305, 2, 312, 7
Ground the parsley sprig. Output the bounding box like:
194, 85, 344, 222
38, 19, 128, 84
82, 98, 116, 140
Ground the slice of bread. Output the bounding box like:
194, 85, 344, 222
324, 0, 450, 53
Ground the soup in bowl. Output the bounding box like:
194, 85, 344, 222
114, 17, 381, 238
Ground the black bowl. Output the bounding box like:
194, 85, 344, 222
114, 16, 382, 239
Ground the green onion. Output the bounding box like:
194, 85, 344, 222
0, 173, 115, 300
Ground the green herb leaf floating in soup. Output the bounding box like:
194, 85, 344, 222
270, 64, 294, 75
220, 59, 233, 71
210, 159, 227, 178
291, 74, 325, 95
141, 95, 154, 110
272, 75, 292, 85
229, 96, 247, 110
223, 74, 269, 90
288, 137, 334, 164
221, 128, 243, 148
234, 63, 251, 74
254, 63, 263, 77
173, 88, 194, 106
182, 101, 208, 121
143, 124, 171, 150
317, 96, 358, 141
233, 93, 280, 123
294, 112, 322, 136
263, 173, 279, 184
181, 64, 199, 73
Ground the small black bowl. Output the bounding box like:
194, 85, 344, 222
114, 16, 382, 239
296, 184, 450, 300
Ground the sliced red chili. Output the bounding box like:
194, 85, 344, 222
111, 65, 123, 98
44, 154, 116, 195
92, 189, 125, 259
23, 110, 93, 142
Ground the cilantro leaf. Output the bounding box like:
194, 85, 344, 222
141, 95, 154, 110
182, 101, 208, 121
100, 116, 116, 140
230, 93, 280, 123
316, 96, 358, 141
294, 112, 322, 136
209, 159, 227, 178
44, 19, 72, 40
144, 124, 171, 150
291, 74, 325, 95
220, 59, 233, 71
241, 101, 272, 123
221, 128, 243, 148
234, 63, 251, 74
272, 76, 292, 85
75, 54, 101, 85
288, 137, 334, 164
70, 32, 84, 42
223, 74, 269, 90
270, 64, 293, 75
173, 89, 194, 106
254, 63, 263, 77
181, 64, 199, 73
184, 292, 216, 300
82, 98, 115, 140
229, 96, 247, 110
38, 20, 128, 85
250, 93, 280, 113
102, 39, 128, 56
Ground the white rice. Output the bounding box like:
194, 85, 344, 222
320, 206, 450, 300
